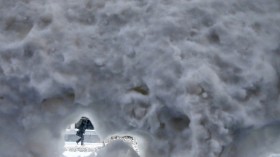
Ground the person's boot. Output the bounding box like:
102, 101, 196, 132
76, 139, 80, 145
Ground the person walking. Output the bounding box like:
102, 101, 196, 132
75, 117, 89, 145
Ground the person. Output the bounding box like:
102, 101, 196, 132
75, 117, 89, 145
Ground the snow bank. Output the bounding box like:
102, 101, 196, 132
0, 0, 280, 157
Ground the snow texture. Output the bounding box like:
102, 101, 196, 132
96, 140, 139, 157
0, 0, 280, 157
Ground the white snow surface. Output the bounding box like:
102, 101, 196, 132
0, 0, 280, 157
64, 142, 102, 157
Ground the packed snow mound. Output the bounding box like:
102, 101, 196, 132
95, 140, 139, 157
0, 0, 280, 157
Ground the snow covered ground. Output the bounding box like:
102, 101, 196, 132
63, 135, 139, 157
0, 0, 280, 157
63, 128, 139, 157
63, 142, 103, 157
63, 152, 93, 157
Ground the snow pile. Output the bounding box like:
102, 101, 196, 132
96, 140, 139, 157
0, 0, 280, 157
103, 135, 139, 154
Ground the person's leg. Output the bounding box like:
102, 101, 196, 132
76, 137, 81, 144
81, 134, 84, 145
